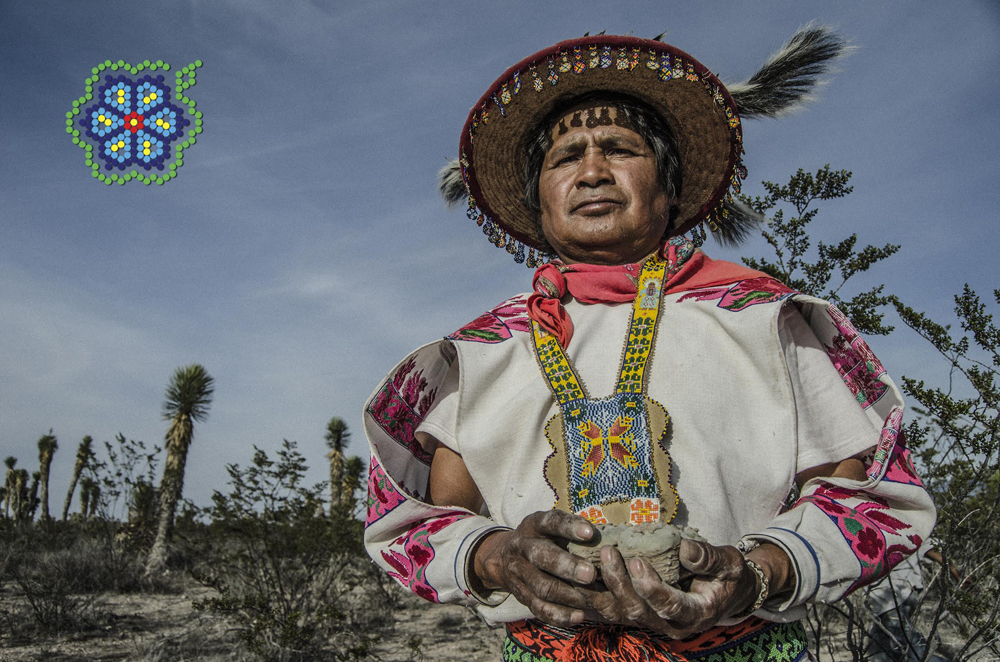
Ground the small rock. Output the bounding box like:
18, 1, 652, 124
566, 522, 706, 586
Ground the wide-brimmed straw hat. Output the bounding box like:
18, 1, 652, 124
440, 27, 846, 266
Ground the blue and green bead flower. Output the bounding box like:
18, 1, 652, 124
67, 59, 204, 186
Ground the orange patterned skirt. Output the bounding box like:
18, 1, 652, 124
503, 617, 810, 662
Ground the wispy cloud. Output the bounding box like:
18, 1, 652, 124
1, 0, 997, 511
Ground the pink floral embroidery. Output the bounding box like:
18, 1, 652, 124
863, 406, 923, 487
381, 511, 470, 603
367, 357, 437, 465
824, 305, 888, 410
365, 455, 406, 525
866, 407, 902, 480
449, 294, 532, 344
677, 277, 794, 311
798, 484, 921, 591
882, 441, 924, 487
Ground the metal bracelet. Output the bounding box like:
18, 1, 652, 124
736, 557, 769, 618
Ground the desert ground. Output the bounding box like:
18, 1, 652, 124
0, 575, 504, 662
1, 575, 990, 661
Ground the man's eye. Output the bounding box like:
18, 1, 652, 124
606, 148, 634, 156
555, 154, 580, 166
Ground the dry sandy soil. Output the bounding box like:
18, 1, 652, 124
0, 577, 990, 661
0, 577, 505, 662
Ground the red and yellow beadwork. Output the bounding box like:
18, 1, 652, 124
533, 254, 679, 526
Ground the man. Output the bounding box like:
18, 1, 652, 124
364, 29, 935, 661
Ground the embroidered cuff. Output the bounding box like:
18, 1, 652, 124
454, 522, 512, 606
744, 528, 820, 611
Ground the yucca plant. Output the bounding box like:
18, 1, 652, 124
146, 364, 214, 573
26, 471, 40, 521
62, 436, 94, 521
3, 456, 16, 519
324, 417, 349, 516
37, 431, 58, 521
13, 469, 29, 521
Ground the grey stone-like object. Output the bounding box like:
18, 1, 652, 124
566, 523, 707, 586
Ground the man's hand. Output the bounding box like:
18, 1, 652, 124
586, 539, 794, 638
472, 510, 598, 627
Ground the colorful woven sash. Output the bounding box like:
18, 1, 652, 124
503, 617, 810, 662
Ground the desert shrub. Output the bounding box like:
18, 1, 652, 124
131, 614, 253, 662
889, 287, 1000, 659
0, 520, 175, 635
192, 440, 392, 662
740, 165, 899, 336
741, 167, 999, 659
96, 433, 162, 526
0, 520, 175, 639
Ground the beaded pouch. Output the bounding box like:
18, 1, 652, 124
532, 254, 679, 526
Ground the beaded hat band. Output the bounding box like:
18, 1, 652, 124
440, 27, 847, 266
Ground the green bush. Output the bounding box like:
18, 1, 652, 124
192, 440, 392, 662
891, 287, 1000, 658
0, 520, 173, 638
741, 166, 999, 660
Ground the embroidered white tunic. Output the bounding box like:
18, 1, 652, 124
362, 279, 936, 625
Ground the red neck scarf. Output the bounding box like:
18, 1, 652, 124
526, 241, 768, 348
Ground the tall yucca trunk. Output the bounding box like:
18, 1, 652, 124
38, 462, 52, 520
80, 477, 94, 520
339, 455, 364, 513
63, 437, 93, 521
3, 458, 16, 520
13, 470, 28, 521
327, 449, 344, 514
37, 433, 57, 521
88, 482, 100, 519
146, 364, 213, 574
28, 472, 41, 521
324, 418, 350, 517
147, 414, 192, 570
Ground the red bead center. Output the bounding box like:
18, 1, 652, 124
123, 112, 145, 134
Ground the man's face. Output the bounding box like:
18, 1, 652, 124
537, 103, 670, 265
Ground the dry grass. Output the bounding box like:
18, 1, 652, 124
3, 576, 994, 661
0, 577, 504, 662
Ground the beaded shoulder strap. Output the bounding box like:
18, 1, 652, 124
531, 253, 669, 399
617, 254, 668, 395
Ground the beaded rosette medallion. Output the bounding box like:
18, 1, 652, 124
67, 60, 203, 185
533, 254, 679, 526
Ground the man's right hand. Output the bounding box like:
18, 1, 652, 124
473, 510, 598, 627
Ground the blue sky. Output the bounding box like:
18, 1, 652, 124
1, 0, 998, 510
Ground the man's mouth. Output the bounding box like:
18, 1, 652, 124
571, 198, 622, 214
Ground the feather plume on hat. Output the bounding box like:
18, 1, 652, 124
438, 160, 466, 208
726, 24, 850, 119
709, 25, 850, 246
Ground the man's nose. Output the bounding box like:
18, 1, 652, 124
576, 149, 614, 188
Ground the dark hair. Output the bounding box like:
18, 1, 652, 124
523, 91, 682, 231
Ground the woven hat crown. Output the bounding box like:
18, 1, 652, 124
440, 27, 848, 266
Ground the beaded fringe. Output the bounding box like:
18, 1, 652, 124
467, 195, 542, 266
